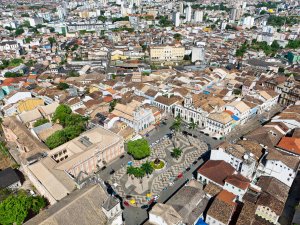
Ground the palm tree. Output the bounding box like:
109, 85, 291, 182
171, 148, 182, 159
127, 166, 136, 180
141, 161, 154, 178
188, 120, 197, 130
135, 168, 146, 183
171, 115, 182, 135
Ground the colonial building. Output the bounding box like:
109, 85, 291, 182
111, 100, 155, 132
276, 75, 300, 106
26, 126, 124, 204
150, 44, 185, 62
174, 93, 225, 127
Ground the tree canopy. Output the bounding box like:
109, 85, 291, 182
171, 148, 182, 159
57, 82, 69, 90
33, 118, 49, 127
127, 139, 151, 160
46, 105, 87, 149
0, 192, 46, 225
173, 33, 182, 41
52, 104, 72, 125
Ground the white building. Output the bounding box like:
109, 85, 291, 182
242, 16, 254, 29
257, 149, 299, 187
191, 46, 205, 63
172, 11, 180, 27
210, 144, 257, 179
194, 10, 203, 23
174, 94, 225, 128
185, 4, 192, 22
224, 100, 251, 125
112, 101, 155, 132
28, 17, 43, 27
206, 112, 233, 137
0, 41, 19, 51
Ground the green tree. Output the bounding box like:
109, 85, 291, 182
278, 67, 285, 73
67, 70, 79, 77
171, 148, 182, 159
64, 125, 84, 140
48, 37, 56, 46
109, 99, 117, 112
233, 89, 241, 95
49, 27, 55, 32
57, 82, 69, 90
45, 130, 68, 149
64, 114, 87, 127
260, 10, 267, 15
173, 33, 182, 41
25, 37, 32, 43
4, 72, 23, 78
15, 28, 24, 36
52, 104, 72, 125
188, 120, 197, 130
171, 116, 182, 134
236, 43, 248, 57
286, 39, 300, 49
127, 166, 136, 179
98, 16, 107, 22
0, 192, 46, 225
141, 161, 154, 177
127, 139, 151, 160
28, 196, 46, 214
271, 40, 280, 51
134, 167, 145, 179
21, 13, 30, 17
33, 118, 49, 127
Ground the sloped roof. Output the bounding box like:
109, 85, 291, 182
198, 160, 235, 186
24, 185, 110, 225
277, 137, 300, 155
207, 190, 236, 224
225, 174, 250, 190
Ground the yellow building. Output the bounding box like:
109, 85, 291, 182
150, 45, 185, 62
89, 84, 100, 93
111, 54, 128, 61
17, 98, 44, 113
203, 27, 212, 32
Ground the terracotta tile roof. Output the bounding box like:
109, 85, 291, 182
244, 127, 283, 148
154, 96, 181, 106
207, 190, 236, 224
103, 96, 113, 103
225, 174, 250, 190
267, 148, 300, 170
237, 140, 264, 160
236, 201, 256, 225
277, 137, 300, 155
217, 190, 236, 206
256, 192, 285, 216
257, 176, 289, 204
198, 160, 235, 186
203, 182, 222, 197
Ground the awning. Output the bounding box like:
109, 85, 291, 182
231, 115, 239, 121
195, 218, 208, 225
224, 110, 234, 115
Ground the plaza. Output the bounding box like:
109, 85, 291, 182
107, 132, 208, 206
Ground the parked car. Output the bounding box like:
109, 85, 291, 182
124, 201, 129, 207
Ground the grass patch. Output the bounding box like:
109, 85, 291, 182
150, 160, 165, 170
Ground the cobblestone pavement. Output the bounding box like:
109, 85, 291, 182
108, 133, 208, 206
